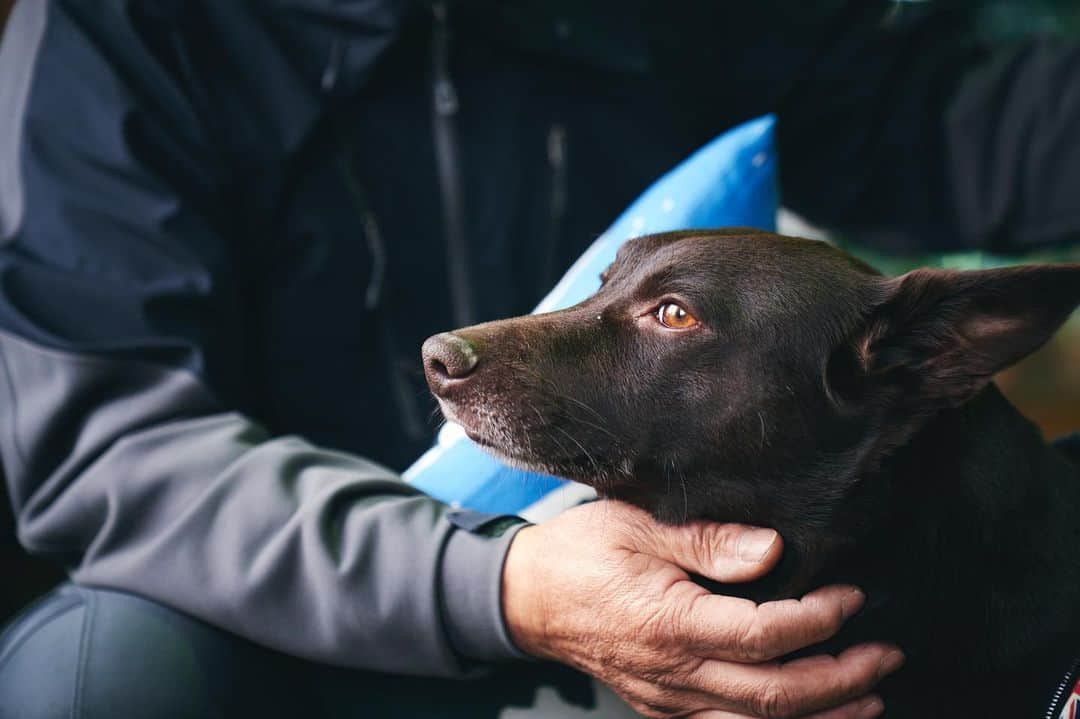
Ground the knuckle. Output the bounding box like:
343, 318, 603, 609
689, 524, 723, 567
754, 679, 795, 719
629, 701, 669, 719
610, 678, 655, 716
641, 601, 678, 647
618, 683, 681, 719
637, 690, 682, 719
643, 595, 699, 655
735, 616, 772, 662
853, 656, 883, 693
669, 598, 701, 647
821, 597, 847, 636
644, 655, 702, 691
642, 666, 679, 690
693, 523, 738, 565
796, 600, 843, 648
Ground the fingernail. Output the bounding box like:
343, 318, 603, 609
857, 696, 884, 719
840, 588, 865, 619
877, 650, 905, 679
736, 528, 778, 562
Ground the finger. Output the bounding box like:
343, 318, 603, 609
678, 584, 865, 661
689, 694, 884, 719
804, 695, 886, 719
692, 643, 903, 719
633, 519, 783, 583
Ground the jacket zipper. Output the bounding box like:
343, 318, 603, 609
430, 1, 475, 328
540, 122, 568, 291
1045, 655, 1080, 719
335, 142, 426, 442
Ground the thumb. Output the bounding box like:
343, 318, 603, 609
635, 520, 783, 583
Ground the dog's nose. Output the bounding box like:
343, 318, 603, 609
422, 332, 479, 392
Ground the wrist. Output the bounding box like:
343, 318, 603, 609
440, 512, 532, 664
501, 525, 551, 660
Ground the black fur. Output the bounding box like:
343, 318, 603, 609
423, 229, 1080, 717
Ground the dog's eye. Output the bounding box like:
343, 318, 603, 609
657, 302, 698, 330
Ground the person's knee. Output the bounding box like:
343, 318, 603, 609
0, 585, 310, 719
0, 587, 86, 719
0, 585, 617, 719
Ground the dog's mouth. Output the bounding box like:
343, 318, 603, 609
455, 419, 505, 455
434, 400, 488, 444
435, 398, 533, 463
435, 396, 627, 488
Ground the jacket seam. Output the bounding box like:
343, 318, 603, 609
71, 588, 96, 719
0, 339, 27, 470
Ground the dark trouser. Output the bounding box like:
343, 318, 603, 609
0, 585, 636, 719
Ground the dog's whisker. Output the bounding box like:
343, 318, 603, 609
544, 427, 574, 468
558, 392, 612, 427
520, 401, 546, 458
427, 404, 451, 429
552, 424, 606, 486
665, 456, 689, 524
530, 374, 621, 441
665, 458, 673, 501
678, 463, 689, 524
557, 400, 624, 450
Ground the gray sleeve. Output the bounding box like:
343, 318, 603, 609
0, 0, 527, 676
0, 328, 527, 675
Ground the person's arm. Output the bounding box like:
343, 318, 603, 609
777, 2, 1080, 254
0, 0, 518, 676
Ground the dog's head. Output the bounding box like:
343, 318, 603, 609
423, 229, 1079, 583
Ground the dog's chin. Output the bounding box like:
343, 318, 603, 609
436, 403, 628, 488
468, 430, 594, 483
461, 427, 530, 466
466, 429, 581, 481
435, 401, 489, 446
437, 402, 549, 470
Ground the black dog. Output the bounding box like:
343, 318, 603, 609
422, 229, 1080, 717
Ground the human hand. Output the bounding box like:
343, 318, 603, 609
502, 501, 902, 719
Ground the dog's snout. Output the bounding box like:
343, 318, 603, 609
422, 332, 479, 392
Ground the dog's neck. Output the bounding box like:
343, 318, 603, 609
837, 386, 1080, 674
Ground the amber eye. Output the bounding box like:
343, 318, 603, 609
657, 302, 698, 329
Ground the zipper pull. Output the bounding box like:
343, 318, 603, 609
431, 2, 458, 116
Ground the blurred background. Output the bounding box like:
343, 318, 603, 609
0, 0, 1077, 623
780, 208, 1080, 439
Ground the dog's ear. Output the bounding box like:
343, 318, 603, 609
828, 264, 1080, 412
